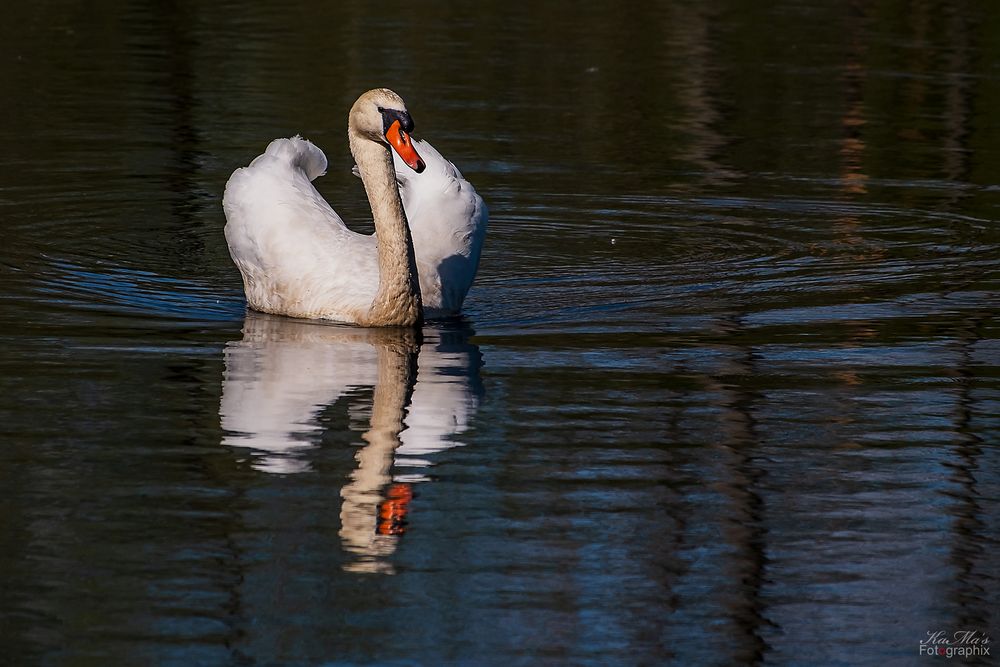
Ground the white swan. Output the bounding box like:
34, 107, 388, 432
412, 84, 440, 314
222, 88, 487, 326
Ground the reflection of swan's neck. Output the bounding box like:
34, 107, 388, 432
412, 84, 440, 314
356, 335, 419, 482
369, 336, 420, 444
349, 130, 422, 327
340, 331, 420, 572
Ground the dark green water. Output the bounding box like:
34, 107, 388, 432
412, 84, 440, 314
2, 1, 998, 665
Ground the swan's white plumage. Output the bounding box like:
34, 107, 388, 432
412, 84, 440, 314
391, 139, 487, 317
224, 132, 486, 322
224, 136, 378, 322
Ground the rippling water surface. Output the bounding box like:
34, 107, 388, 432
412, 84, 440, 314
2, 1, 998, 665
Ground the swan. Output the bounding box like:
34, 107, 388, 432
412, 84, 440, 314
222, 88, 487, 326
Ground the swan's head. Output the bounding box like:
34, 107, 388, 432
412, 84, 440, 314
350, 88, 425, 173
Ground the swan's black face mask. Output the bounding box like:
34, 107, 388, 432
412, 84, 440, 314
377, 106, 415, 135
378, 106, 425, 173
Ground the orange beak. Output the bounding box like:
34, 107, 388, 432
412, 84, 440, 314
385, 120, 425, 173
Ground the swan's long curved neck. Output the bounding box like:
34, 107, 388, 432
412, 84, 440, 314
350, 131, 423, 326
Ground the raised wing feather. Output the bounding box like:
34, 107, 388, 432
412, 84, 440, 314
390, 139, 487, 316
223, 137, 378, 321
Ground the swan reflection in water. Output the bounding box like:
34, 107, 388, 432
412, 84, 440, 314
220, 311, 483, 573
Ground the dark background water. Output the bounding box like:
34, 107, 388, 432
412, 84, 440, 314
1, 1, 998, 665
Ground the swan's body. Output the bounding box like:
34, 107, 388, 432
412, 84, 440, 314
222, 89, 486, 325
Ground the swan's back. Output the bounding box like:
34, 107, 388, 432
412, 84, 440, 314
392, 139, 487, 317
223, 136, 378, 321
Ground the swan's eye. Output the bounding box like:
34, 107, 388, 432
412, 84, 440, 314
377, 106, 385, 113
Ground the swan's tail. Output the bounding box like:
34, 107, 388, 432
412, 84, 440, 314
255, 135, 328, 181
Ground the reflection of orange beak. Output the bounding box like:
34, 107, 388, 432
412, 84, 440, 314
385, 120, 425, 173
377, 482, 413, 536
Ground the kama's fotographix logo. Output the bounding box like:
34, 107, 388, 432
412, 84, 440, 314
919, 630, 991, 658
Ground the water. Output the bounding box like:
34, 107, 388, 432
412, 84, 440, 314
2, 1, 998, 664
